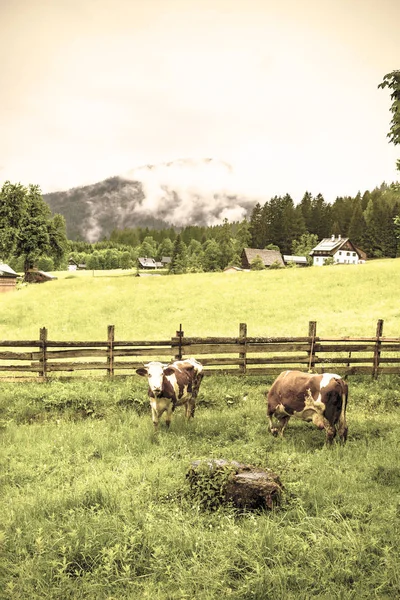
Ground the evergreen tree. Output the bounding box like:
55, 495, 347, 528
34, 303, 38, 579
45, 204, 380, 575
348, 197, 368, 249
169, 235, 188, 274
234, 219, 251, 251
217, 218, 235, 269
249, 203, 264, 247
309, 194, 332, 239
299, 191, 313, 231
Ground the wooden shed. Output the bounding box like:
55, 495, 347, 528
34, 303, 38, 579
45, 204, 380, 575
283, 255, 308, 267
0, 263, 19, 292
24, 269, 57, 283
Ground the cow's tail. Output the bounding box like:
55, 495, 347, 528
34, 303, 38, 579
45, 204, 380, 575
338, 381, 348, 443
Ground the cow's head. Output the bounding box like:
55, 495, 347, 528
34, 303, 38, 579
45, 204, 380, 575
136, 362, 175, 396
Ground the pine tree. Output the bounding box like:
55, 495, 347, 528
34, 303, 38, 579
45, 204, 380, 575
348, 197, 368, 249
169, 235, 188, 274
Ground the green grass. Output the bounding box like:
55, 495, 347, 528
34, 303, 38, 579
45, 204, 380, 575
2, 258, 400, 340
1, 376, 400, 599
1, 260, 400, 598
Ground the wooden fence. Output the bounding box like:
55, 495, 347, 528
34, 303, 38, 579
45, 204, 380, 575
1, 320, 400, 381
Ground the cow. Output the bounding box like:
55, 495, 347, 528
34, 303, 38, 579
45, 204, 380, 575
136, 357, 204, 431
266, 370, 348, 445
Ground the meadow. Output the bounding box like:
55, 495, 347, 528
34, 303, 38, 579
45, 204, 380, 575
1, 260, 400, 599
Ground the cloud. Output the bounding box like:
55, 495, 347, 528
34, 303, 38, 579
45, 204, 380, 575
122, 158, 257, 226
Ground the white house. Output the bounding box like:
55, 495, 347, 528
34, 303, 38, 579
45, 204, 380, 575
309, 235, 365, 266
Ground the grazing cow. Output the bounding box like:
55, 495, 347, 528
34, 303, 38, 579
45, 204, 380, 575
266, 370, 348, 445
136, 358, 204, 430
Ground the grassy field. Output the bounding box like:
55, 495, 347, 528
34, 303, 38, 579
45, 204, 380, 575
1, 260, 400, 599
2, 258, 400, 340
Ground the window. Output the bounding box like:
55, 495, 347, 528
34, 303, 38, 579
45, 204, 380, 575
338, 251, 342, 255
346, 252, 350, 256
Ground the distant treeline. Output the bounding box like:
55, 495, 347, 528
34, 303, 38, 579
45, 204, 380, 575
6, 181, 400, 274
64, 182, 400, 273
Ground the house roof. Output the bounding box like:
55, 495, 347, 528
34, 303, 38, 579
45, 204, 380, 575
283, 255, 308, 265
309, 236, 362, 257
0, 264, 18, 278
138, 257, 157, 267
242, 248, 285, 267
161, 256, 171, 263
25, 269, 57, 281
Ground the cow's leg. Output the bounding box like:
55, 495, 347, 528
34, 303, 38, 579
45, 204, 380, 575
151, 405, 160, 431
268, 412, 279, 436
268, 402, 290, 437
165, 404, 174, 429
186, 397, 196, 420
325, 424, 337, 445
337, 422, 348, 443
277, 415, 290, 437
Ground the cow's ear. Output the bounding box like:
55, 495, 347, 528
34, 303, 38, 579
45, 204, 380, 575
136, 368, 148, 377
163, 367, 175, 376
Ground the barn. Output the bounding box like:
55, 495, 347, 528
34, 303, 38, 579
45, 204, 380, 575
241, 248, 285, 269
0, 263, 19, 292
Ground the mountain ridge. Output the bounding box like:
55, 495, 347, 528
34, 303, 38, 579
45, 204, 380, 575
43, 158, 258, 242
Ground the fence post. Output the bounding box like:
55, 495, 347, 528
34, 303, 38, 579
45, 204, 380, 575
39, 327, 48, 380
173, 324, 183, 360
107, 325, 115, 377
239, 322, 247, 374
308, 321, 317, 372
373, 319, 384, 379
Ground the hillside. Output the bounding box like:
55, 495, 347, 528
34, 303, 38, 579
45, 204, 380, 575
43, 158, 257, 242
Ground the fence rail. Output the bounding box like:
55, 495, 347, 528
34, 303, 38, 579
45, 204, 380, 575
1, 320, 400, 381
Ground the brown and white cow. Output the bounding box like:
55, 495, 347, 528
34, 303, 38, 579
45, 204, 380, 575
136, 358, 204, 430
266, 370, 348, 445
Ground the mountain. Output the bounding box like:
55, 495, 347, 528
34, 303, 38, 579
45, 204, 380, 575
43, 158, 258, 242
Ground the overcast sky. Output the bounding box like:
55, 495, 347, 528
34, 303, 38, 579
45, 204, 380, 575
1, 0, 399, 202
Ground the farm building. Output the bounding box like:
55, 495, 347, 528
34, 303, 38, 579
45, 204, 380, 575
241, 248, 285, 269
161, 256, 171, 267
68, 258, 86, 271
137, 257, 157, 269
283, 255, 308, 267
24, 269, 57, 283
0, 263, 19, 292
309, 235, 366, 266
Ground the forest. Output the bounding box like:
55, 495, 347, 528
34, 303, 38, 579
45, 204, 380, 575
56, 181, 400, 272
2, 181, 400, 275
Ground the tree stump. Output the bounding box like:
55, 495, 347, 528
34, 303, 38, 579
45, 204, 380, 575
187, 459, 283, 511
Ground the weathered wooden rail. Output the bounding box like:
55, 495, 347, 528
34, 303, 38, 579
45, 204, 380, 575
1, 320, 399, 381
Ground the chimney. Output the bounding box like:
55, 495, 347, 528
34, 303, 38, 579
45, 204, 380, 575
331, 234, 335, 241
338, 234, 341, 240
